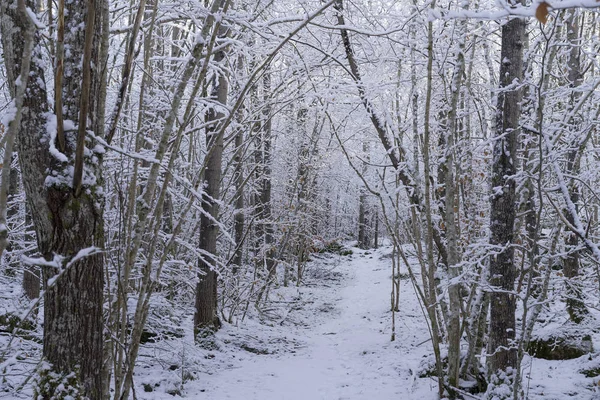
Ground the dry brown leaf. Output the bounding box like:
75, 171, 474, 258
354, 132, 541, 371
536, 2, 550, 25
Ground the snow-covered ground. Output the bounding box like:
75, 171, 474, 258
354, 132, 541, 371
193, 247, 435, 400
133, 244, 600, 400
132, 244, 438, 399
3, 243, 600, 399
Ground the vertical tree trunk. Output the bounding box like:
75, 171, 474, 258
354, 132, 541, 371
259, 71, 276, 280
1, 0, 108, 397
421, 2, 445, 395
357, 191, 367, 247
22, 203, 40, 301
374, 209, 379, 249
293, 103, 312, 285
444, 13, 468, 395
357, 141, 370, 249
0, 2, 41, 298
563, 10, 589, 323
14, 165, 40, 301
194, 37, 229, 336
487, 13, 525, 390
232, 118, 245, 273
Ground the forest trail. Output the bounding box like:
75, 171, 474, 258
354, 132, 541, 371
191, 245, 438, 400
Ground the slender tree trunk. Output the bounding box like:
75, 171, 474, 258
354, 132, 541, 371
563, 10, 589, 323
259, 71, 276, 281
22, 208, 40, 300
374, 209, 379, 249
357, 140, 370, 249
444, 13, 468, 396
294, 103, 310, 284
422, 2, 444, 395
232, 115, 245, 272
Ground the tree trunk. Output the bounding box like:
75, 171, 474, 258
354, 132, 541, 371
374, 209, 379, 249
259, 71, 276, 281
444, 13, 468, 396
232, 119, 245, 272
194, 38, 229, 336
563, 10, 589, 323
487, 13, 525, 389
357, 141, 370, 249
293, 103, 311, 285
1, 0, 107, 397
22, 205, 40, 301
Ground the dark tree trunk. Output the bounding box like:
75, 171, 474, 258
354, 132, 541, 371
357, 140, 370, 249
357, 191, 369, 249
373, 210, 379, 249
487, 15, 526, 384
194, 44, 228, 336
22, 267, 40, 300
232, 123, 245, 273
22, 208, 40, 301
294, 104, 310, 284
1, 0, 107, 397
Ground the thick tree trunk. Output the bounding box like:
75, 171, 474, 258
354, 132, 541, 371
1, 0, 107, 397
487, 14, 525, 387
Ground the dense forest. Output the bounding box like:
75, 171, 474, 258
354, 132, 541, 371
2, 0, 600, 398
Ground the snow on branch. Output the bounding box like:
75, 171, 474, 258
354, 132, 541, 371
430, 0, 600, 21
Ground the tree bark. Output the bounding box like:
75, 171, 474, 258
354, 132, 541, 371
232, 119, 245, 273
258, 71, 276, 280
1, 0, 107, 397
358, 141, 370, 249
563, 10, 589, 323
194, 34, 229, 336
487, 14, 525, 386
444, 14, 468, 396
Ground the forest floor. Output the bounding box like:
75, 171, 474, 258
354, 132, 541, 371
135, 243, 438, 399
133, 243, 600, 399
2, 243, 600, 398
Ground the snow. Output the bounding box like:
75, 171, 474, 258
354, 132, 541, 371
44, 113, 69, 163
2, 244, 600, 398
432, 0, 600, 21
25, 7, 45, 30
119, 244, 600, 399
189, 248, 435, 400
1, 100, 17, 127
128, 245, 435, 399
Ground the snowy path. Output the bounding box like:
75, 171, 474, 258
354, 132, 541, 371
133, 245, 599, 399
190, 246, 438, 400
